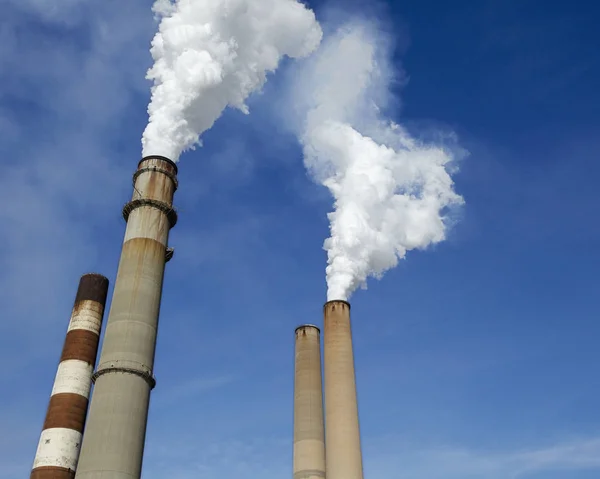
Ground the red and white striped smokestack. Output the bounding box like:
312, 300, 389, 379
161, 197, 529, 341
293, 324, 325, 479
30, 273, 109, 479
323, 300, 364, 479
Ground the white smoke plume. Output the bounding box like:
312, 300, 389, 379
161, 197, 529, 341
142, 0, 322, 161
291, 21, 464, 301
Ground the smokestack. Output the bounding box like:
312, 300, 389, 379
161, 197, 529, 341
323, 300, 363, 479
293, 325, 325, 479
74, 156, 178, 479
30, 273, 109, 479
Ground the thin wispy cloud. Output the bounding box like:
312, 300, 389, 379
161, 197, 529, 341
363, 436, 600, 478
0, 4, 155, 477
141, 433, 600, 479
151, 376, 235, 409
0, 2, 154, 340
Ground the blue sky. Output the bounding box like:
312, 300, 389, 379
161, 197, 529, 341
1, 0, 599, 478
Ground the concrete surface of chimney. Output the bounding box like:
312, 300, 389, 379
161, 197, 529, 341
30, 273, 109, 479
74, 156, 178, 479
323, 300, 364, 479
293, 325, 325, 479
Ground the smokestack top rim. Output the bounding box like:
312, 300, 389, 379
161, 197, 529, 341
295, 324, 320, 334
139, 155, 178, 175
323, 299, 351, 310
80, 272, 109, 281
76, 273, 109, 305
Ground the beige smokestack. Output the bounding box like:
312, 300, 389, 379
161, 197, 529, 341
75, 156, 178, 479
323, 300, 363, 479
293, 325, 325, 479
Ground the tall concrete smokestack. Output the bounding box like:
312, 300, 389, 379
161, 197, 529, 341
30, 273, 109, 479
323, 300, 364, 479
293, 325, 325, 479
74, 156, 178, 479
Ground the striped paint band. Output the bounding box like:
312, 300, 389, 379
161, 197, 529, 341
30, 467, 75, 479
60, 328, 101, 366
51, 360, 94, 398
67, 301, 103, 335
33, 428, 82, 470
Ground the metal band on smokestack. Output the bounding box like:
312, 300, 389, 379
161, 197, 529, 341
74, 156, 178, 479
323, 300, 364, 479
30, 273, 109, 479
293, 325, 325, 479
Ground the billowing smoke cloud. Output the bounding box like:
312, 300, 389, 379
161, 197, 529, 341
290, 21, 464, 301
142, 0, 322, 161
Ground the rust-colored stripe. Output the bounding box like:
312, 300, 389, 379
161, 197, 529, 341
43, 393, 88, 432
74, 274, 108, 305
31, 466, 75, 479
60, 330, 100, 364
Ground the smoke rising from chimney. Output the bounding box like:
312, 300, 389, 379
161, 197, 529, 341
290, 21, 464, 301
142, 0, 322, 161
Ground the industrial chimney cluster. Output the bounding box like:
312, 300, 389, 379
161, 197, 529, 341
30, 155, 179, 479
29, 155, 365, 479
293, 301, 364, 479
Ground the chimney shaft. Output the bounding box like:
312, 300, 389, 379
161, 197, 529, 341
74, 156, 178, 479
30, 273, 109, 479
293, 325, 325, 479
323, 300, 364, 479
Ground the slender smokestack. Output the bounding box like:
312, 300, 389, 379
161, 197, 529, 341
74, 156, 178, 479
323, 300, 363, 479
30, 273, 109, 479
293, 325, 325, 479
